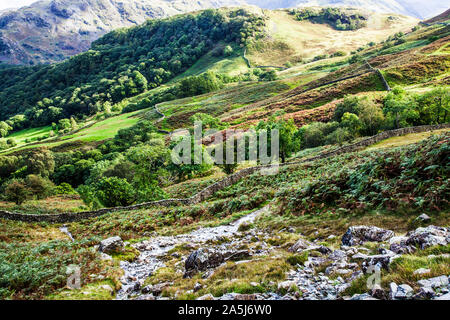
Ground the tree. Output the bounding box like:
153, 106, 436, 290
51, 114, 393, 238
256, 118, 300, 163
5, 180, 29, 205
358, 98, 385, 135
383, 88, 418, 129
94, 177, 135, 207
25, 174, 55, 200
25, 147, 55, 177
340, 112, 361, 137
334, 95, 360, 121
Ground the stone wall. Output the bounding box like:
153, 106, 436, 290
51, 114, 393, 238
1, 123, 448, 223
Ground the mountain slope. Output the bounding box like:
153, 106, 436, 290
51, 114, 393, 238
0, 0, 447, 65
246, 0, 450, 20
0, 0, 245, 65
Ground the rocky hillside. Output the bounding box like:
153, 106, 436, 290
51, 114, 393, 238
0, 0, 244, 65
0, 0, 447, 65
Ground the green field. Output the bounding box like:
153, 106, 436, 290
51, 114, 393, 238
1, 108, 149, 154
5, 126, 52, 145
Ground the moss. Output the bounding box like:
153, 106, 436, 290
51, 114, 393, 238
341, 274, 370, 297
110, 246, 140, 262
238, 222, 254, 232
286, 252, 309, 266
47, 279, 117, 300
381, 254, 450, 289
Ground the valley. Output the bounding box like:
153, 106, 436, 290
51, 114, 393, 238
0, 5, 448, 302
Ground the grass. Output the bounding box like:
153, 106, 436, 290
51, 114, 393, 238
246, 10, 418, 67
366, 128, 450, 150
1, 108, 149, 154
170, 45, 249, 82
5, 126, 52, 146
0, 196, 85, 215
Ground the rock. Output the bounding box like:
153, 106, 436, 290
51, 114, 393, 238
233, 294, 258, 300
394, 284, 414, 300
327, 235, 336, 240
184, 249, 225, 277
434, 293, 450, 300
342, 226, 395, 246
278, 281, 296, 292
390, 243, 415, 254
405, 225, 449, 250
141, 286, 152, 294
99, 252, 112, 261
289, 238, 318, 253
151, 282, 172, 296
98, 236, 124, 254
416, 214, 431, 223
349, 293, 378, 300
328, 250, 347, 261
224, 250, 252, 261
413, 268, 431, 276
197, 294, 215, 300
193, 282, 203, 292
413, 287, 435, 300
100, 284, 114, 295
370, 284, 387, 300
353, 251, 399, 272
389, 282, 398, 300
317, 246, 332, 255
417, 275, 449, 289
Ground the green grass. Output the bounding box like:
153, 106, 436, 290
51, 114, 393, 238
170, 45, 249, 82
365, 129, 450, 151
0, 108, 150, 154
5, 126, 52, 145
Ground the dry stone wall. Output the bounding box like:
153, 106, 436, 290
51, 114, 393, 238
1, 123, 448, 223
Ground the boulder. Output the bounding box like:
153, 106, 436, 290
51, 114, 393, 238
434, 293, 450, 300
416, 214, 431, 223
98, 236, 124, 254
352, 251, 399, 272
349, 293, 378, 300
184, 249, 225, 277
289, 238, 318, 253
413, 268, 431, 276
342, 226, 395, 246
197, 294, 215, 300
405, 225, 449, 249
413, 287, 435, 300
417, 275, 449, 289
394, 284, 414, 300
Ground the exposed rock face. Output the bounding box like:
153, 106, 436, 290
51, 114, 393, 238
0, 0, 245, 65
98, 236, 124, 254
342, 225, 395, 246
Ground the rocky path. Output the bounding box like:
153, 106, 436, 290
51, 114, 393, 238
116, 205, 270, 300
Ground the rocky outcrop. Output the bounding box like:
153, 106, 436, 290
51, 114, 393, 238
405, 226, 449, 250
342, 225, 394, 246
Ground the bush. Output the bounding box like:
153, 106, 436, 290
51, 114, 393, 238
55, 182, 76, 195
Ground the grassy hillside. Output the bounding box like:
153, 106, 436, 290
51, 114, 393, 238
246, 9, 417, 67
